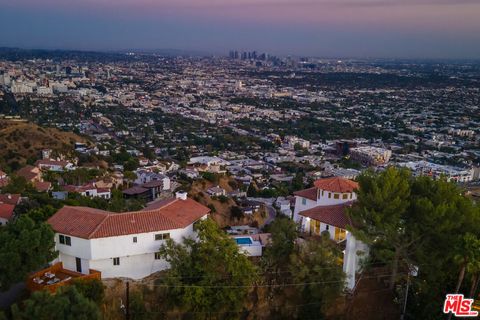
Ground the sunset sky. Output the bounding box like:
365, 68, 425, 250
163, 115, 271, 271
1, 0, 479, 58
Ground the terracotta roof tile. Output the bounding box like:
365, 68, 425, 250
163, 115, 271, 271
299, 202, 354, 229
48, 198, 210, 239
0, 203, 15, 220
34, 181, 51, 192
0, 194, 21, 205
313, 177, 358, 193
16, 166, 39, 182
293, 187, 317, 201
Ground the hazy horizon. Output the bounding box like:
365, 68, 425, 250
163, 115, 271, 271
1, 0, 480, 59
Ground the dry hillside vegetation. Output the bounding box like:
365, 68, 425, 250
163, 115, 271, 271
0, 120, 89, 169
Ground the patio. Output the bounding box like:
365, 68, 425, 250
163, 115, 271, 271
27, 262, 101, 293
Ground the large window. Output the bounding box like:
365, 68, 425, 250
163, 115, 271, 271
59, 234, 71, 246
155, 233, 170, 241
113, 257, 120, 266
334, 194, 340, 199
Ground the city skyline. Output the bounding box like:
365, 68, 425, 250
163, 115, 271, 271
1, 0, 480, 59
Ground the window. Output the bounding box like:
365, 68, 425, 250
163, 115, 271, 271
59, 234, 71, 246
328, 192, 331, 198
154, 252, 161, 260
301, 198, 307, 205
326, 225, 330, 231
133, 236, 137, 243
334, 193, 340, 199
113, 257, 120, 266
342, 194, 349, 199
155, 233, 170, 241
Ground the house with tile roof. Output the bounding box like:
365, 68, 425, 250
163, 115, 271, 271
47, 192, 209, 279
15, 165, 52, 192
292, 177, 368, 290
0, 193, 21, 226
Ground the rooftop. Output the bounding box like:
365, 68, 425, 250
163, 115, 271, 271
48, 197, 210, 239
299, 202, 354, 229
313, 177, 359, 193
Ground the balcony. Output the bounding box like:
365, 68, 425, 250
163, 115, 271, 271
27, 262, 101, 293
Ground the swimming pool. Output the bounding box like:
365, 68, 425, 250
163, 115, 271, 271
235, 237, 253, 245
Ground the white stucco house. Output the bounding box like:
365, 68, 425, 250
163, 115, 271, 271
134, 169, 171, 191
47, 192, 210, 279
293, 177, 368, 290
62, 183, 111, 199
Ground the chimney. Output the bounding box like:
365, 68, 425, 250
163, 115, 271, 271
175, 191, 188, 201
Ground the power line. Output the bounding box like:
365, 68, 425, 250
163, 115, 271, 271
129, 273, 404, 289
130, 261, 390, 281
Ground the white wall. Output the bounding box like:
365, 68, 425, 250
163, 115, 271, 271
293, 196, 317, 222
293, 190, 356, 223
89, 224, 196, 260
343, 232, 369, 289
54, 214, 207, 279
316, 189, 356, 206
89, 253, 169, 279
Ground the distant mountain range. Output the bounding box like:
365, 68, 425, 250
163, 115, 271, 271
0, 47, 211, 61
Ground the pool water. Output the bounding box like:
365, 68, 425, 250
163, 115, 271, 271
235, 237, 253, 245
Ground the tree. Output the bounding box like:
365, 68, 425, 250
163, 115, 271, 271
11, 286, 100, 320
246, 183, 257, 197
0, 215, 57, 291
264, 217, 298, 272
123, 171, 137, 188
72, 278, 105, 305
158, 219, 257, 319
2, 175, 32, 194
290, 240, 346, 319
348, 167, 414, 290
291, 172, 304, 192
230, 206, 244, 220
124, 158, 139, 172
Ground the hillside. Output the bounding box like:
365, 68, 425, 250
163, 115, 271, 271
0, 120, 89, 171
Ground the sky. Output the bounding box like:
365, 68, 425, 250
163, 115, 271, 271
0, 0, 479, 59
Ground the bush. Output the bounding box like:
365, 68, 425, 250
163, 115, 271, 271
72, 278, 105, 304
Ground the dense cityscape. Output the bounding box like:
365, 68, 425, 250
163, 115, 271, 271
0, 1, 480, 318
0, 47, 479, 319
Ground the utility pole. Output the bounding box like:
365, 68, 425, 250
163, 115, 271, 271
126, 281, 130, 320
400, 274, 410, 320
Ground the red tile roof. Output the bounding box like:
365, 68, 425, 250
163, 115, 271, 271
48, 198, 210, 239
0, 194, 21, 205
0, 203, 15, 220
313, 177, 359, 193
123, 186, 149, 195
293, 187, 317, 201
34, 181, 52, 192
299, 202, 354, 229
16, 166, 40, 182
